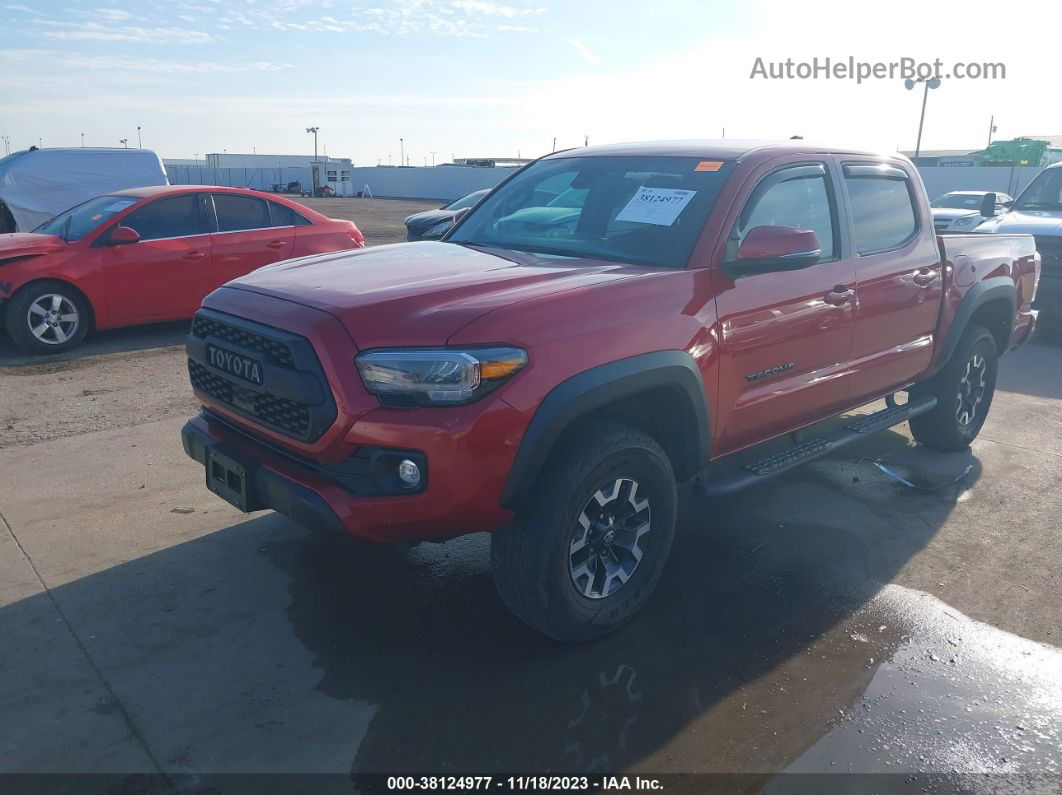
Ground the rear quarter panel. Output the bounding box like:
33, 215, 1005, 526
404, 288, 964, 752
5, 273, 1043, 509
293, 221, 361, 258
933, 233, 1037, 368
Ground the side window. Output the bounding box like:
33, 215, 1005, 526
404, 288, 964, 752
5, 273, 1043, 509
843, 167, 918, 254
267, 201, 310, 227
213, 195, 271, 232
123, 195, 200, 241
734, 167, 837, 260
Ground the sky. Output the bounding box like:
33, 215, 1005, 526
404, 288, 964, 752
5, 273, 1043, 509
2, 0, 1060, 164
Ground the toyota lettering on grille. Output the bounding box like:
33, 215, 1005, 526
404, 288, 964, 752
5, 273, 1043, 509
206, 344, 264, 386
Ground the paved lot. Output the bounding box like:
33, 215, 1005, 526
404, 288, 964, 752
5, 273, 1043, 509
1, 227, 1060, 789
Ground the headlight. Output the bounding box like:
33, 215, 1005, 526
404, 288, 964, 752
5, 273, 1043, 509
355, 347, 527, 406
423, 220, 453, 238
950, 215, 983, 230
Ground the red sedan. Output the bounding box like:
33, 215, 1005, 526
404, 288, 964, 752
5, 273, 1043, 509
0, 185, 364, 354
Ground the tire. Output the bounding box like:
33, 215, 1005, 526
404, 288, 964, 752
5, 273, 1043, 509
909, 325, 998, 452
491, 420, 677, 642
4, 281, 91, 355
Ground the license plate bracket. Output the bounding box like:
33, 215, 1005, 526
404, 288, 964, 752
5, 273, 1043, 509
206, 447, 254, 512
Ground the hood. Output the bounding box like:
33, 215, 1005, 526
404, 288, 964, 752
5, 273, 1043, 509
977, 210, 1062, 237
0, 232, 65, 261
404, 209, 456, 228
227, 241, 647, 348
931, 208, 980, 221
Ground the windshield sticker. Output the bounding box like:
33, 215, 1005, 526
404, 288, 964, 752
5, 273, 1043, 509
614, 187, 697, 226
103, 200, 136, 212
695, 161, 724, 171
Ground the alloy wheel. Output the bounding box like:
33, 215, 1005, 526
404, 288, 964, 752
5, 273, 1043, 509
956, 353, 987, 426
27, 294, 79, 346
569, 477, 652, 599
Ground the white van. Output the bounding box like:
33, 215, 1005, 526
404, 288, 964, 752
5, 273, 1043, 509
0, 147, 168, 233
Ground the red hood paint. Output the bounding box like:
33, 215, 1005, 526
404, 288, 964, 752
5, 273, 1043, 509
0, 233, 66, 258
224, 241, 646, 348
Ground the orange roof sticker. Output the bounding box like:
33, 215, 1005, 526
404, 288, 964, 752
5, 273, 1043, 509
695, 161, 724, 172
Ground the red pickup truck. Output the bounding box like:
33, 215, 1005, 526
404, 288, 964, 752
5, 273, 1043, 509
181, 141, 1039, 641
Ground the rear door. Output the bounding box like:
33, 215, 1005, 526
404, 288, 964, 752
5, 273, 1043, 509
100, 193, 214, 324
839, 161, 943, 403
713, 160, 857, 454
209, 194, 296, 285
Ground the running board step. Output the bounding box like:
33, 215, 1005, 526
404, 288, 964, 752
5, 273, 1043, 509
697, 394, 937, 497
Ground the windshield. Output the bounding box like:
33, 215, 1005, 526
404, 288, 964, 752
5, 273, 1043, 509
933, 193, 986, 209
448, 155, 734, 268
1013, 168, 1062, 212
34, 195, 139, 242
443, 190, 488, 211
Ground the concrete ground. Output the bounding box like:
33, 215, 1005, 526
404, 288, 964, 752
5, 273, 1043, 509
1, 269, 1060, 789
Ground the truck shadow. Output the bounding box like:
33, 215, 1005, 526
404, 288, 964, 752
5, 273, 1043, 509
0, 320, 188, 367
0, 426, 980, 780
269, 428, 980, 775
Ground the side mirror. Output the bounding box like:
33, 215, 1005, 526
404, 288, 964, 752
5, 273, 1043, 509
109, 225, 140, 245
980, 192, 999, 218
725, 226, 821, 278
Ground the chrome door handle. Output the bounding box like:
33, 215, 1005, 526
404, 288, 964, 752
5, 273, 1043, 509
183, 251, 207, 260
823, 286, 853, 306
266, 240, 287, 249
913, 268, 938, 286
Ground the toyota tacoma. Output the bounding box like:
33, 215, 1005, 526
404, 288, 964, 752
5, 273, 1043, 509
181, 141, 1039, 641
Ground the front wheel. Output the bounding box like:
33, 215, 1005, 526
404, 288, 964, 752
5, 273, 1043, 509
4, 281, 91, 355
491, 421, 677, 642
909, 325, 998, 452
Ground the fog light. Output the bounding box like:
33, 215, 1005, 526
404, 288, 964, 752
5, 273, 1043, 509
397, 459, 421, 488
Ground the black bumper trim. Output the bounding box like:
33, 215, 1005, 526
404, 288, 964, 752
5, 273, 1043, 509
182, 419, 348, 536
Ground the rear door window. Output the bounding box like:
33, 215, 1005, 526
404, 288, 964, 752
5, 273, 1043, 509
843, 166, 919, 253
267, 201, 311, 227
213, 194, 271, 232
123, 195, 201, 241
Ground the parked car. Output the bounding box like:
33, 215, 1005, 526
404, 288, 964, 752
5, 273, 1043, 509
0, 146, 168, 233
181, 141, 1038, 641
976, 162, 1062, 312
0, 185, 364, 354
930, 190, 1012, 233
405, 189, 489, 241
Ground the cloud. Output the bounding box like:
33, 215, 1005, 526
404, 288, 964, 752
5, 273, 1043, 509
0, 49, 286, 75
563, 37, 599, 66
496, 24, 539, 32
450, 0, 545, 17
4, 2, 44, 13
94, 8, 135, 21
37, 21, 217, 44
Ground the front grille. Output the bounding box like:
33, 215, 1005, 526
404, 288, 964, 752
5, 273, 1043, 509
191, 315, 295, 368
187, 309, 337, 443
1034, 236, 1061, 269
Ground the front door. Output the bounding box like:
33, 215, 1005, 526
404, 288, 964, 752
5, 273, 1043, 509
209, 194, 295, 285
101, 193, 214, 325
712, 161, 857, 455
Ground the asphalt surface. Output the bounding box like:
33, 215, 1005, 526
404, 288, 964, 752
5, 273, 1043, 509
1, 304, 1060, 791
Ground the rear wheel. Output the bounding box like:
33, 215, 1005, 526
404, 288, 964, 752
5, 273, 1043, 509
4, 281, 91, 355
910, 325, 997, 451
491, 421, 677, 642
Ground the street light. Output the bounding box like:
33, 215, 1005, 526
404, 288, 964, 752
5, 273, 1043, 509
399, 137, 404, 167
81, 132, 85, 147
904, 76, 941, 161
1, 135, 9, 155
306, 126, 319, 194
119, 138, 128, 148
137, 126, 142, 148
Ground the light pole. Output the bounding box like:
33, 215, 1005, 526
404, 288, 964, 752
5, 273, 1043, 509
552, 137, 557, 152
193, 153, 199, 165
305, 126, 319, 194
137, 126, 142, 148
1, 135, 9, 155
120, 138, 128, 148
987, 115, 997, 148
399, 138, 404, 167
904, 76, 941, 161
81, 132, 85, 147
430, 151, 436, 167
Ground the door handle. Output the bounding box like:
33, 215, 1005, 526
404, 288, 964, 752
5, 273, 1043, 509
266, 240, 287, 249
913, 268, 938, 286
183, 251, 207, 260
823, 286, 853, 306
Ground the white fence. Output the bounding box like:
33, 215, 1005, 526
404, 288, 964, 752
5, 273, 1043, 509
165, 163, 1049, 204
